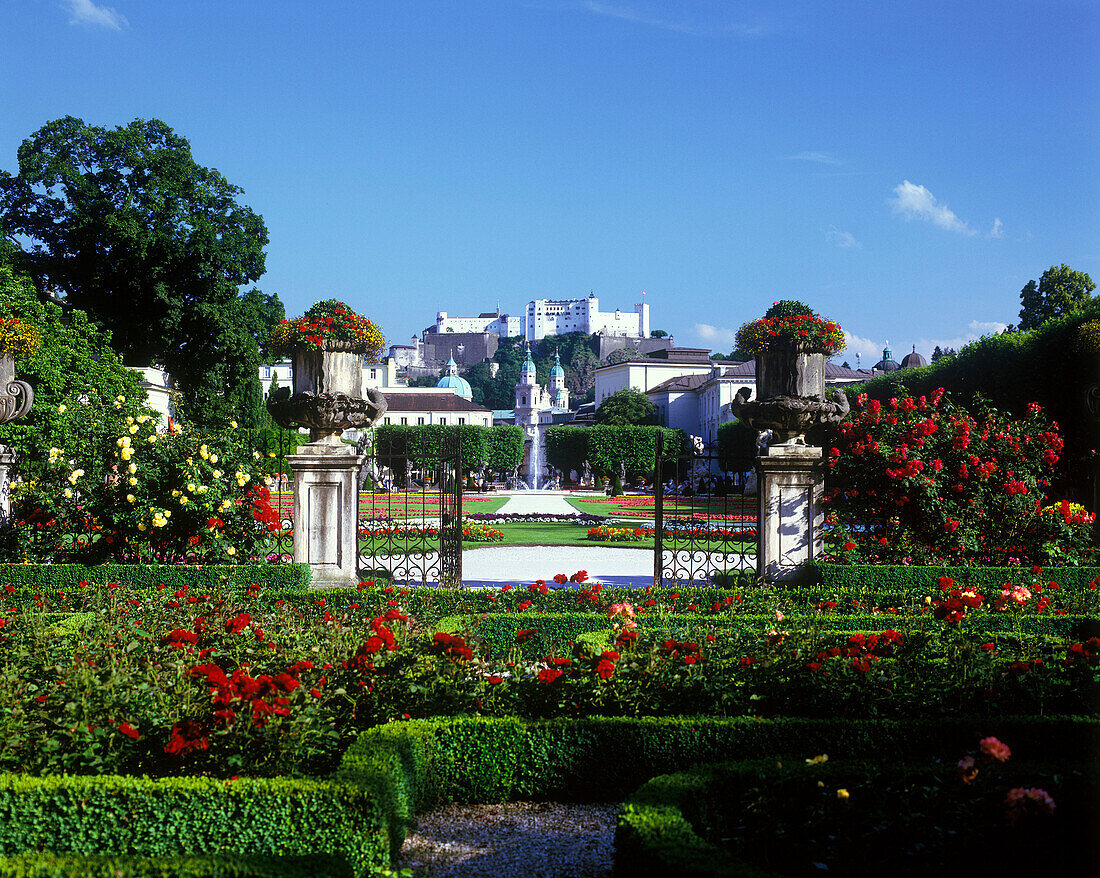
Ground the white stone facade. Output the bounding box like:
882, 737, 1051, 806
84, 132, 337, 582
524, 295, 648, 342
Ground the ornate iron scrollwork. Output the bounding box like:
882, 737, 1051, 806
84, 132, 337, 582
0, 380, 33, 425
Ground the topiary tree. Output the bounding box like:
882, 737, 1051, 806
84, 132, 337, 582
595, 388, 657, 425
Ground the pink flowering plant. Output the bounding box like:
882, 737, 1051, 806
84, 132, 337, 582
824, 389, 1089, 564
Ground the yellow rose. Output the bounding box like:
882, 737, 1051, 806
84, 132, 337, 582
128, 477, 137, 486
120, 449, 132, 460
147, 435, 157, 444
63, 488, 72, 499
187, 483, 195, 492
57, 404, 66, 413
116, 395, 126, 402
128, 463, 137, 474
128, 425, 138, 434
230, 420, 237, 429
226, 546, 236, 556
172, 490, 181, 497
126, 416, 135, 425
67, 469, 84, 485
197, 485, 208, 494
199, 444, 209, 459
212, 470, 223, 479
137, 522, 147, 531
126, 494, 135, 503
209, 454, 218, 464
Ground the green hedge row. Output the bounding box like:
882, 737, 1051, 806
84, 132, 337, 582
0, 564, 311, 593
0, 852, 334, 878
444, 612, 1100, 660
0, 775, 385, 878
617, 754, 1100, 878
810, 563, 1100, 591
442, 612, 1100, 657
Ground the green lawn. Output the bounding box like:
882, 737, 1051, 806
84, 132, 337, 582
563, 494, 757, 521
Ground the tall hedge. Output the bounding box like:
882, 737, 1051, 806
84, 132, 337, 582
544, 425, 684, 477
545, 425, 590, 476
485, 425, 524, 473
716, 420, 756, 472
373, 424, 488, 473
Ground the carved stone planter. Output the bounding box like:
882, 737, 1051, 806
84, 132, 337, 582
267, 343, 386, 445
265, 342, 386, 589
728, 342, 846, 584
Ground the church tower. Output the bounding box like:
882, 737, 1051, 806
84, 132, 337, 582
548, 351, 569, 409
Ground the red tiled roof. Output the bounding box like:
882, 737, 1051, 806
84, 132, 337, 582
382, 393, 492, 413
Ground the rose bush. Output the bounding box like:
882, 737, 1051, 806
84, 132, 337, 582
824, 389, 1090, 564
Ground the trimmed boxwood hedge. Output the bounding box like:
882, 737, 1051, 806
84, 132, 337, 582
0, 775, 385, 878
0, 853, 336, 878
617, 755, 1100, 878
809, 562, 1100, 592
0, 564, 311, 593
439, 611, 1100, 657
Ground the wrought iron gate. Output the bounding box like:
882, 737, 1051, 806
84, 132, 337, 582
438, 429, 463, 587
653, 432, 758, 587
355, 427, 464, 586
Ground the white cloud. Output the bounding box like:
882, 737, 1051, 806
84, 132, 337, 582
65, 0, 127, 30
989, 218, 1005, 239
572, 2, 768, 36
842, 332, 884, 366
786, 151, 841, 165
888, 180, 975, 236
966, 319, 1008, 336
826, 227, 861, 249
693, 323, 736, 346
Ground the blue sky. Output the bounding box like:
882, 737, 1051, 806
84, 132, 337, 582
3, 0, 1097, 365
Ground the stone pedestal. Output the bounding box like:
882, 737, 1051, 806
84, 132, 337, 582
0, 445, 14, 525
288, 438, 364, 589
756, 444, 826, 585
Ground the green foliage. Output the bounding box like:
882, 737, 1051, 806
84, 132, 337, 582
0, 563, 309, 593
0, 260, 151, 478
374, 425, 488, 474
485, 424, 523, 472
596, 388, 657, 425
0, 775, 386, 877
545, 425, 590, 476
650, 329, 669, 338
1018, 264, 1095, 331
763, 300, 814, 319
809, 562, 1100, 594
716, 420, 756, 472
586, 426, 683, 476
0, 116, 281, 427
0, 852, 336, 878
849, 298, 1100, 503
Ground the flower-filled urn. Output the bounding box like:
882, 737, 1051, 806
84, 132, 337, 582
730, 300, 849, 445
266, 300, 387, 444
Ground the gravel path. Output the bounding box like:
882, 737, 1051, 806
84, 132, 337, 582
397, 801, 619, 878
495, 490, 587, 516
463, 544, 653, 588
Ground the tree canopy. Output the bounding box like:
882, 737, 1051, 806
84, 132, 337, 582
1018, 264, 1095, 331
0, 116, 282, 426
595, 387, 657, 425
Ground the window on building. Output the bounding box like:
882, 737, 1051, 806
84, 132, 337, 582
400, 417, 407, 425
384, 417, 390, 424
417, 417, 425, 425
458, 417, 465, 425
439, 417, 446, 425
262, 365, 270, 379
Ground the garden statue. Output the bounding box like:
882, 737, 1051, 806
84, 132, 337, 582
729, 301, 847, 583
266, 301, 386, 588
0, 317, 38, 525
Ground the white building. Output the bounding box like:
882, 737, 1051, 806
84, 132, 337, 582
524, 294, 648, 342
434, 309, 524, 338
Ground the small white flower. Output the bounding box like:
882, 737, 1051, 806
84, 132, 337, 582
58, 404, 66, 413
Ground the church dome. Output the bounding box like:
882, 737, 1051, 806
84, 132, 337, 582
900, 345, 927, 369
436, 354, 473, 399
521, 347, 537, 382
549, 351, 565, 380
873, 342, 901, 373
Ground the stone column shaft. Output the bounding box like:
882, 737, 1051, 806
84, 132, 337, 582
756, 445, 826, 585
287, 444, 364, 589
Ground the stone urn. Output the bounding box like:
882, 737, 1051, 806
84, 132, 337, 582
731, 342, 848, 445
267, 340, 387, 445
0, 354, 33, 425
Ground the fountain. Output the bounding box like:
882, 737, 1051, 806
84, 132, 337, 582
527, 426, 542, 490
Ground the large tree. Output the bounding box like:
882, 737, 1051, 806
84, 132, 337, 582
1018, 264, 1095, 331
0, 116, 281, 425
